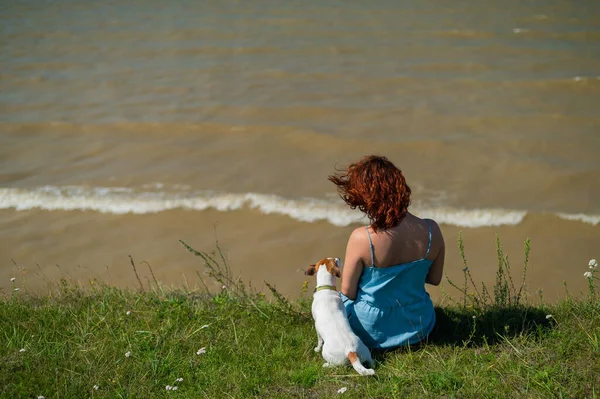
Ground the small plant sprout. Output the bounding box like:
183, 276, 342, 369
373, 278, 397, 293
337, 387, 348, 394
590, 259, 598, 269
301, 280, 309, 293
197, 347, 207, 355
125, 351, 131, 358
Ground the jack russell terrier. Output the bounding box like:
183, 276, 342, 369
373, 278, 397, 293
305, 257, 374, 376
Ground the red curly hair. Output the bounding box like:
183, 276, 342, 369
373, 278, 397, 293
328, 155, 411, 232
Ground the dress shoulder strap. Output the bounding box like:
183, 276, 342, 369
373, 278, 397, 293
424, 219, 433, 259
365, 226, 375, 267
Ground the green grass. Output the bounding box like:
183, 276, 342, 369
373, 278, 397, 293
1, 240, 599, 398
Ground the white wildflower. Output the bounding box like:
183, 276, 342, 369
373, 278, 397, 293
126, 310, 131, 315
200, 324, 210, 329
38, 396, 45, 399
176, 377, 183, 382
546, 314, 553, 320
337, 387, 348, 394
125, 351, 131, 358
574, 76, 583, 82
584, 271, 593, 279
10, 277, 15, 282
589, 259, 598, 269
172, 386, 178, 391
196, 347, 207, 355
14, 288, 20, 292
221, 285, 227, 289
93, 385, 99, 390
19, 348, 26, 353
165, 385, 172, 391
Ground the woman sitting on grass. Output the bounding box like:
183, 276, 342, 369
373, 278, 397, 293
329, 155, 445, 349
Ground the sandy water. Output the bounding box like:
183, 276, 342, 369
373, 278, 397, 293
1, 0, 599, 301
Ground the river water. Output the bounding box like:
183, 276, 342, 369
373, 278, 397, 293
2, 0, 599, 301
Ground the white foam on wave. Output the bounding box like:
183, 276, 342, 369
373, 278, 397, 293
557, 212, 600, 226
412, 206, 527, 228
0, 185, 596, 228
0, 186, 365, 226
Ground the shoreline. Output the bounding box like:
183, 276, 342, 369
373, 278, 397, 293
2, 207, 598, 303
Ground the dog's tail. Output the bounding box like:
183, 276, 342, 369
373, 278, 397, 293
347, 351, 375, 376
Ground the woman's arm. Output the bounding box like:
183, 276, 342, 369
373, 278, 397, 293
341, 228, 366, 300
425, 220, 445, 286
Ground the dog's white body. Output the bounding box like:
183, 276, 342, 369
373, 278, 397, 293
307, 258, 374, 376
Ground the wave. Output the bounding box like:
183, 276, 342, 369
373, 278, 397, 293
556, 213, 600, 226
0, 186, 597, 228
0, 186, 366, 226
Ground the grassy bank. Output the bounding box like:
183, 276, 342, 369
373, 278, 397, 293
1, 241, 599, 398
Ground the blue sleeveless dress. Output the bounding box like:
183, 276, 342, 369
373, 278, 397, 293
340, 221, 436, 349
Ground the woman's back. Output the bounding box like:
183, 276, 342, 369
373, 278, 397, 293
340, 216, 437, 348
365, 213, 439, 268
360, 215, 434, 303
341, 213, 445, 297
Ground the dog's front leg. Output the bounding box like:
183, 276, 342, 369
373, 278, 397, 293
314, 330, 324, 352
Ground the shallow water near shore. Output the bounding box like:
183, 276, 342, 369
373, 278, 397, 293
2, 207, 598, 302
1, 0, 599, 300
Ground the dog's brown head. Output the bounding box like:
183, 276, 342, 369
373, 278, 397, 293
304, 257, 341, 278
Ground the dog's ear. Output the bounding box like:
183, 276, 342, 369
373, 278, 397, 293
331, 266, 341, 278
304, 264, 317, 276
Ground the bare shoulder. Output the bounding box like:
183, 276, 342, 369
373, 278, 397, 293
344, 226, 370, 271
424, 218, 442, 233
348, 226, 368, 243
346, 226, 370, 257
423, 218, 445, 248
